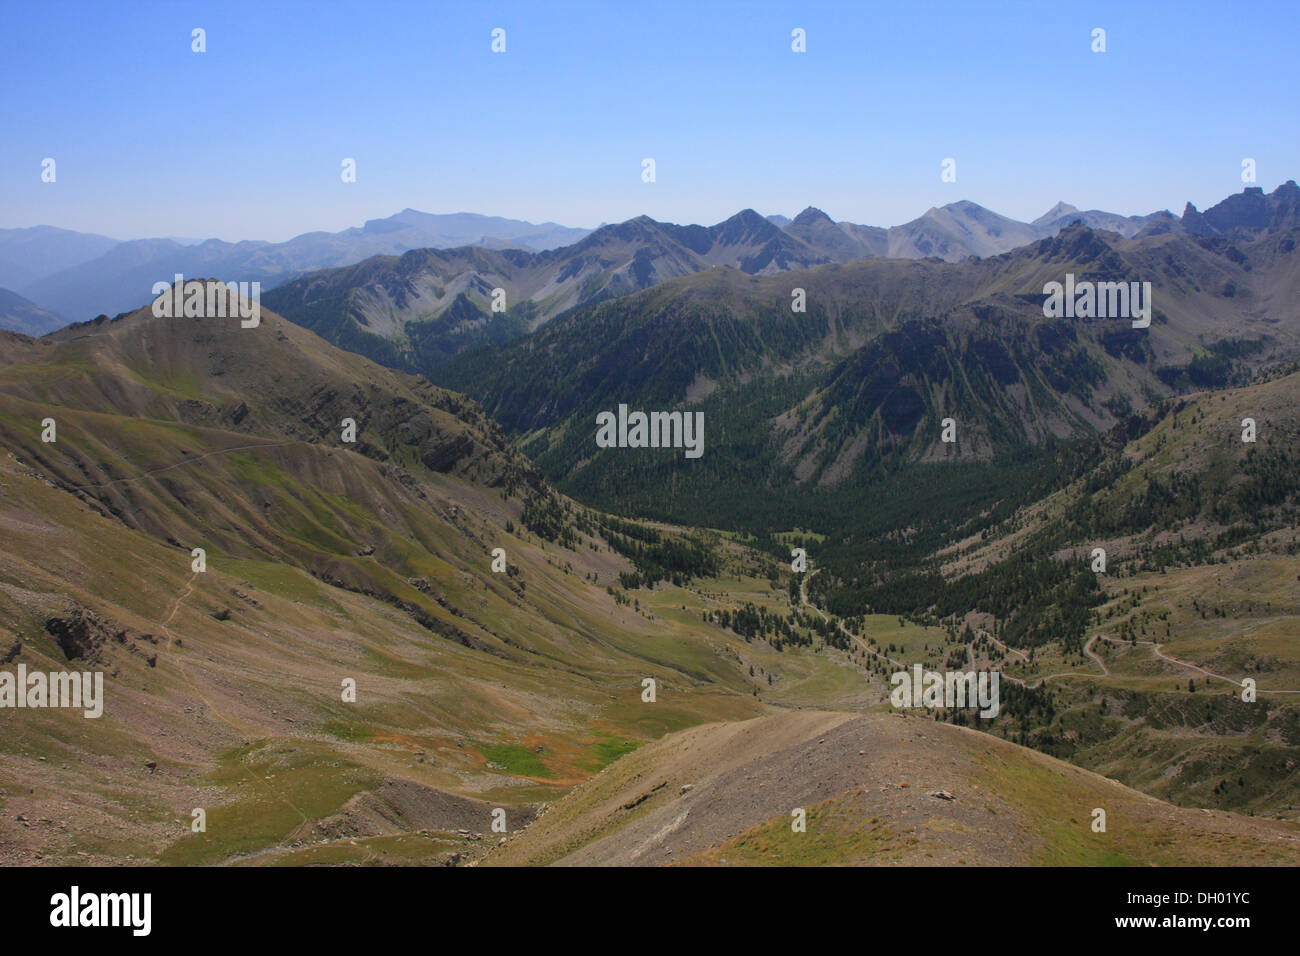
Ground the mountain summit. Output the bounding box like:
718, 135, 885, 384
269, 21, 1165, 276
1033, 201, 1080, 224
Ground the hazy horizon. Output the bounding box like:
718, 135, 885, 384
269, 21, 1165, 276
9, 178, 1300, 247
4, 0, 1298, 242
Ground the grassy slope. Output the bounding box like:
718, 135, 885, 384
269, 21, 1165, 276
927, 370, 1300, 817
0, 298, 872, 866
2, 289, 1295, 865
486, 711, 1300, 866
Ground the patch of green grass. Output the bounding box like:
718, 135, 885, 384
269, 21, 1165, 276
600, 695, 757, 740
481, 743, 554, 779
159, 743, 378, 865
578, 735, 638, 773
219, 557, 341, 607
772, 529, 827, 545
322, 719, 373, 743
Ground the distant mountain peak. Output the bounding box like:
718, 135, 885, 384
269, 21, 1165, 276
718, 208, 769, 227
919, 200, 979, 220
791, 206, 835, 227
711, 209, 782, 245
1034, 201, 1080, 224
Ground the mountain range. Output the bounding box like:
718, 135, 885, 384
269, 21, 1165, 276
264, 182, 1300, 372
11, 183, 1295, 340
433, 203, 1300, 536
0, 211, 593, 329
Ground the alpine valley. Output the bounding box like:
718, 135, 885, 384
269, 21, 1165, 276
2, 182, 1299, 866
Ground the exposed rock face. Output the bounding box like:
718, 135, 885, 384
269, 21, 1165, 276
1181, 181, 1300, 237
420, 432, 477, 474
44, 607, 123, 661
1181, 202, 1208, 235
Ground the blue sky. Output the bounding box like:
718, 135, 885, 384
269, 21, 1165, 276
3, 0, 1298, 241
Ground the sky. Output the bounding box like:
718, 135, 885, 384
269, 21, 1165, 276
2, 0, 1298, 242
